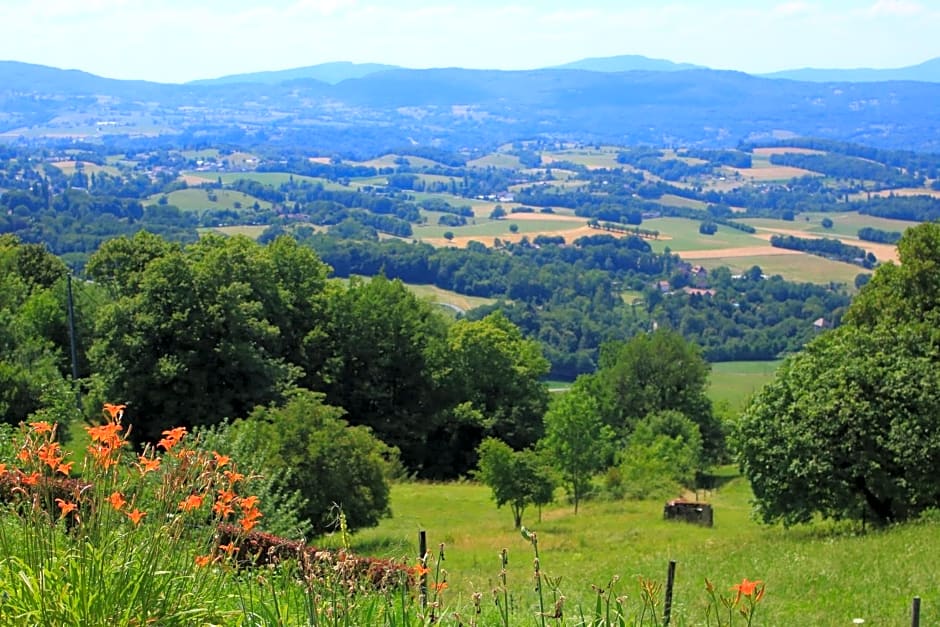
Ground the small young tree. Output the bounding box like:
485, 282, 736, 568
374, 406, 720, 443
541, 384, 614, 513
476, 438, 555, 528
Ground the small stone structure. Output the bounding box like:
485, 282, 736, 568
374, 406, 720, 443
663, 499, 713, 527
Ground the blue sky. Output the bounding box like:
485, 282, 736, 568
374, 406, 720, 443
0, 0, 937, 83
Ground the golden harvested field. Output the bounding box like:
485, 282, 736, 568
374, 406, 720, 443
725, 164, 818, 181
49, 160, 121, 177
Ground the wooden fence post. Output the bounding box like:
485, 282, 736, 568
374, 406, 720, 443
418, 530, 428, 608
911, 596, 921, 627
663, 560, 677, 626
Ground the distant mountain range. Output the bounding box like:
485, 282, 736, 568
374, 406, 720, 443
184, 55, 940, 86
189, 62, 401, 86
3, 56, 940, 154
550, 55, 705, 73
761, 57, 940, 83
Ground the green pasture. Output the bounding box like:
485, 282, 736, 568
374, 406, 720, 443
645, 217, 766, 252
49, 161, 121, 177
684, 253, 866, 285
356, 154, 447, 169
742, 211, 915, 239
543, 148, 621, 169
183, 170, 348, 190
708, 360, 781, 412
403, 283, 496, 312
204, 225, 269, 239
659, 194, 708, 210
468, 153, 524, 169
181, 149, 221, 160
345, 476, 937, 625
148, 188, 273, 212
412, 217, 586, 240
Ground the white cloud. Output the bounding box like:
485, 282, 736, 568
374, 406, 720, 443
867, 0, 924, 17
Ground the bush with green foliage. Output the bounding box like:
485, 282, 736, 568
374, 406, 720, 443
233, 391, 397, 536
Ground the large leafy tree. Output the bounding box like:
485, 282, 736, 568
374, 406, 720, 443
88, 233, 330, 440
738, 222, 940, 526
586, 329, 722, 462
318, 275, 449, 471
0, 235, 73, 425
425, 311, 550, 477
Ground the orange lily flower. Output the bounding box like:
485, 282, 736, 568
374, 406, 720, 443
55, 498, 78, 518
17, 448, 31, 463
107, 491, 127, 511
136, 455, 161, 475
219, 542, 238, 555
102, 403, 126, 419
435, 582, 448, 592
195, 554, 212, 568
56, 461, 74, 476
29, 421, 54, 434
223, 470, 245, 484
212, 452, 231, 468
179, 494, 205, 512
126, 508, 146, 526
158, 426, 187, 452
37, 442, 63, 470
239, 495, 260, 512
731, 578, 765, 605
212, 500, 235, 519
0, 463, 7, 474
21, 471, 40, 486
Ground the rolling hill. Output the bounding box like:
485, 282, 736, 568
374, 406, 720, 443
3, 59, 940, 154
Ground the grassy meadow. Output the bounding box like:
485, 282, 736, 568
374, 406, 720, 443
682, 252, 866, 285
341, 475, 937, 626
149, 188, 273, 212
707, 361, 781, 412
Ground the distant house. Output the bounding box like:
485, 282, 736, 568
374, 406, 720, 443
657, 280, 671, 293
691, 265, 708, 277
813, 317, 831, 330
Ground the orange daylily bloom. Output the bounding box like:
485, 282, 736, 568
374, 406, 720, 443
126, 508, 146, 526
102, 403, 126, 419
219, 542, 238, 555
0, 463, 7, 474
158, 426, 187, 452
212, 452, 231, 468
435, 582, 448, 592
55, 498, 78, 518
29, 421, 54, 434
212, 500, 235, 519
238, 516, 259, 532
107, 491, 127, 511
239, 495, 260, 512
86, 422, 124, 445
413, 563, 430, 577
223, 470, 245, 484
20, 471, 40, 486
56, 461, 74, 476
136, 455, 161, 475
195, 554, 212, 568
17, 449, 31, 463
731, 578, 762, 597
179, 494, 205, 512
37, 442, 63, 470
